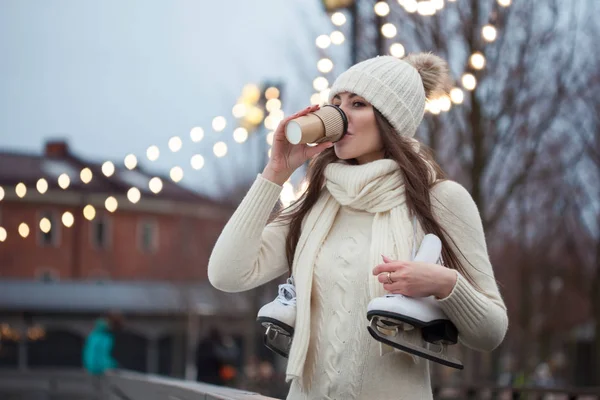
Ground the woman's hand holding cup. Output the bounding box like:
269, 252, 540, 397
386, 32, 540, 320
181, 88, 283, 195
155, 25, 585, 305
262, 105, 334, 186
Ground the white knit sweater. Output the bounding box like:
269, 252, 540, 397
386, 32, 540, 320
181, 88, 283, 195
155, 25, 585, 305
208, 174, 508, 400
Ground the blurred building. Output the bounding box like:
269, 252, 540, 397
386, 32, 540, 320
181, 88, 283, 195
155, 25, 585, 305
0, 140, 255, 378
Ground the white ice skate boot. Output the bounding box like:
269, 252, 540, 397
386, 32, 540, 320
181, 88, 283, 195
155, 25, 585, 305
367, 234, 463, 369
256, 276, 296, 358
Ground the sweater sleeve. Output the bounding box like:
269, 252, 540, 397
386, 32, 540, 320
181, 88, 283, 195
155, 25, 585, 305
208, 174, 290, 293
431, 180, 508, 352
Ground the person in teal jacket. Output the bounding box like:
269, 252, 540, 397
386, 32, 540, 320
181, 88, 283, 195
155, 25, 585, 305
83, 314, 121, 375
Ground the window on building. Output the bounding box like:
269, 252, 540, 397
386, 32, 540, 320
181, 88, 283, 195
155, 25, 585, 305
138, 219, 158, 253
91, 215, 111, 250
35, 268, 60, 282
37, 211, 60, 247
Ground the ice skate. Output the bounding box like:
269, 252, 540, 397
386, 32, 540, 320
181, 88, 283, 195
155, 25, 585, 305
256, 276, 296, 358
367, 234, 464, 369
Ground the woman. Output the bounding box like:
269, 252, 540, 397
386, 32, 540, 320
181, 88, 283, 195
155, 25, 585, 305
208, 53, 508, 400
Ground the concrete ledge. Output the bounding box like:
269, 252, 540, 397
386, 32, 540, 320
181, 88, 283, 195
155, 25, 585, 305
108, 370, 281, 400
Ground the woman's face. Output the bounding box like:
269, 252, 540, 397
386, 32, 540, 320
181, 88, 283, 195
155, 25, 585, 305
331, 92, 385, 164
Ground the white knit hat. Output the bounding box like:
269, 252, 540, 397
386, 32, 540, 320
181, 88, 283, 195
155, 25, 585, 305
328, 54, 450, 138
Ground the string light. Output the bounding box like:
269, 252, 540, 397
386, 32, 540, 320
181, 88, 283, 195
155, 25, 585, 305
390, 43, 406, 58
146, 145, 160, 161
0, 227, 6, 242
403, 0, 418, 13
62, 212, 74, 228
124, 154, 137, 170
191, 155, 205, 170
213, 142, 228, 158
0, 186, 4, 201
18, 223, 30, 238
450, 88, 465, 104
462, 73, 477, 91
317, 58, 334, 74
58, 173, 70, 189
265, 87, 280, 100
80, 168, 93, 184
105, 196, 118, 213
498, 0, 511, 6
381, 23, 398, 38
36, 178, 48, 194
16, 183, 27, 198
101, 161, 115, 177
83, 205, 96, 221
374, 2, 391, 16
39, 217, 51, 234
190, 127, 205, 142
316, 35, 332, 49
233, 128, 248, 143
313, 77, 329, 91
482, 24, 497, 42
170, 166, 184, 182
168, 136, 182, 152
417, 1, 436, 16
438, 95, 452, 112
266, 99, 282, 112
469, 52, 486, 70
212, 116, 227, 132
149, 177, 163, 194
331, 12, 347, 26
127, 187, 141, 204
330, 31, 345, 45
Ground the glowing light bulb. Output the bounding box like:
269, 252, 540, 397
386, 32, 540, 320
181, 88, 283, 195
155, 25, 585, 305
16, 183, 27, 198
331, 12, 346, 26
450, 87, 464, 104
101, 161, 115, 177
191, 154, 205, 170
18, 223, 30, 238
212, 116, 227, 132
146, 145, 160, 161
317, 58, 334, 73
105, 196, 118, 213
170, 166, 184, 182
168, 136, 182, 152
124, 154, 137, 170
149, 177, 163, 194
36, 178, 48, 194
381, 23, 397, 38
316, 35, 332, 49
190, 127, 205, 142
80, 168, 93, 183
482, 24, 497, 42
462, 73, 477, 90
127, 187, 141, 203
62, 212, 74, 227
213, 142, 228, 158
83, 205, 96, 221
469, 52, 486, 70
390, 43, 405, 58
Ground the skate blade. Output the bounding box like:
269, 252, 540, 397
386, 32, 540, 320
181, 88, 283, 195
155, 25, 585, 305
368, 320, 464, 370
256, 316, 294, 336
263, 325, 292, 359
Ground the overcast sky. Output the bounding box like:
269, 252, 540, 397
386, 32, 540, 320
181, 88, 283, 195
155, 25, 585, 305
0, 0, 348, 197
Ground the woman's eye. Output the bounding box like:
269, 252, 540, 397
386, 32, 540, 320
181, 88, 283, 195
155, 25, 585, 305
352, 101, 366, 107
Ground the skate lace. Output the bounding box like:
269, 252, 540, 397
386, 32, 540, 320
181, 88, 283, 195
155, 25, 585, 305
277, 279, 297, 306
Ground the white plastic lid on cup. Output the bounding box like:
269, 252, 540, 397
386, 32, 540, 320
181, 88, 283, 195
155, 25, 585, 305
285, 121, 303, 145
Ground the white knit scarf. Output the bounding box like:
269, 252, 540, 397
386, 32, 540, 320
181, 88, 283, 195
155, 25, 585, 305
286, 156, 437, 383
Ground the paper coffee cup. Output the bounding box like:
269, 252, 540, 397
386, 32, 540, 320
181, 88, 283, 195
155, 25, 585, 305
285, 105, 347, 145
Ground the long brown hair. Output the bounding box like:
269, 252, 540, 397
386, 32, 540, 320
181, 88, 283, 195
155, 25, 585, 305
271, 108, 482, 290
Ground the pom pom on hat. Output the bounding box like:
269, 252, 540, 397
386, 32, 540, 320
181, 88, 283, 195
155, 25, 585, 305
329, 53, 451, 138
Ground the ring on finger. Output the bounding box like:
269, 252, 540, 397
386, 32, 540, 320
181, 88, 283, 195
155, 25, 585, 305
385, 272, 393, 284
